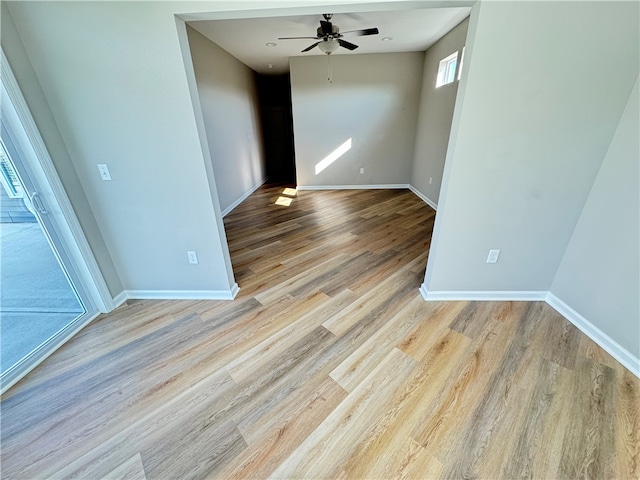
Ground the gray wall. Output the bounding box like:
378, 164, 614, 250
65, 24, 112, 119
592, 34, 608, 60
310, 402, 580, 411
411, 17, 468, 207
290, 53, 424, 187
1, 4, 123, 297
424, 1, 639, 292
551, 78, 639, 356
187, 26, 265, 214
5, 1, 235, 293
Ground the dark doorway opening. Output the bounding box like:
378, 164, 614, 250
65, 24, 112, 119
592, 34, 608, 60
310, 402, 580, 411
256, 73, 296, 184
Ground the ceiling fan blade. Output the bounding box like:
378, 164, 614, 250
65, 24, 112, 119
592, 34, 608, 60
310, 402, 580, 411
320, 20, 333, 35
338, 39, 359, 51
341, 27, 379, 37
302, 42, 321, 52
278, 36, 320, 40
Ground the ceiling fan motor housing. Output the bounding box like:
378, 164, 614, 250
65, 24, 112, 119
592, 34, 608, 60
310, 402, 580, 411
318, 24, 340, 37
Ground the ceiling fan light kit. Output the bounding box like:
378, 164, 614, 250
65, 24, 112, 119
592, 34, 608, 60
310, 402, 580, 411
318, 39, 339, 54
278, 13, 380, 54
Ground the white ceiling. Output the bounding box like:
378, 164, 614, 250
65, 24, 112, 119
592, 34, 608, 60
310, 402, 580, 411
189, 7, 471, 75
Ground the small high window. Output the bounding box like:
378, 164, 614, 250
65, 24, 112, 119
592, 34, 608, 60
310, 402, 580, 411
436, 51, 458, 88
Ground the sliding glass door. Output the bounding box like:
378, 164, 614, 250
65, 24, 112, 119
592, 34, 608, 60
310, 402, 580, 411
0, 52, 101, 392
0, 136, 86, 376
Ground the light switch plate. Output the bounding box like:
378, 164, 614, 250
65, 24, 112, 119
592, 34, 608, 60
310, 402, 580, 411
97, 164, 112, 181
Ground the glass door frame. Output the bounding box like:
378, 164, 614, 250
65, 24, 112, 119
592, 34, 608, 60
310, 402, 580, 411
1, 50, 114, 394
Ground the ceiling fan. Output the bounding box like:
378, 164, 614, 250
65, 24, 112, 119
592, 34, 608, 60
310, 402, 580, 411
278, 14, 379, 54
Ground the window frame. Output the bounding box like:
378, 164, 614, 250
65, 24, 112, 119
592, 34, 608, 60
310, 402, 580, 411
436, 51, 458, 88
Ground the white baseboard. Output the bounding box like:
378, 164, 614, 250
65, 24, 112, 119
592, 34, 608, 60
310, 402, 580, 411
222, 177, 268, 217
295, 184, 438, 212
126, 286, 239, 301
408, 185, 438, 210
112, 291, 128, 309
421, 289, 548, 302
419, 283, 430, 301
297, 184, 410, 191
418, 286, 639, 378
108, 284, 240, 309
546, 293, 639, 378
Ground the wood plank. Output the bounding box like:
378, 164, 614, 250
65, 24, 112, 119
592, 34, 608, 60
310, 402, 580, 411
322, 265, 423, 337
340, 328, 470, 479
578, 330, 621, 371
496, 358, 567, 478
438, 302, 547, 479
226, 289, 355, 382
615, 367, 640, 479
397, 300, 468, 361
217, 378, 347, 480
253, 253, 349, 305
270, 348, 417, 479
329, 295, 428, 392
19, 369, 237, 479
103, 453, 147, 480
543, 308, 581, 370
410, 302, 527, 457
557, 358, 616, 479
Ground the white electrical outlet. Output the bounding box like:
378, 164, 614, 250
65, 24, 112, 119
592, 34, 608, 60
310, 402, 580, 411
97, 164, 112, 181
187, 251, 199, 264
487, 249, 500, 264
360, 168, 365, 174
429, 177, 433, 185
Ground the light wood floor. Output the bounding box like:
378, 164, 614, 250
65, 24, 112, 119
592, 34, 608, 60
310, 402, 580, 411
1, 186, 638, 479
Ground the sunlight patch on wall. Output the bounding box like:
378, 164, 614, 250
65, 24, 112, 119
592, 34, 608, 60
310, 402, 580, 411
315, 138, 352, 175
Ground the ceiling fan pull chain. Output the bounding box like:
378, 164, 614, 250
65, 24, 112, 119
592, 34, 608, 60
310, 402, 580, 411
327, 54, 333, 83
